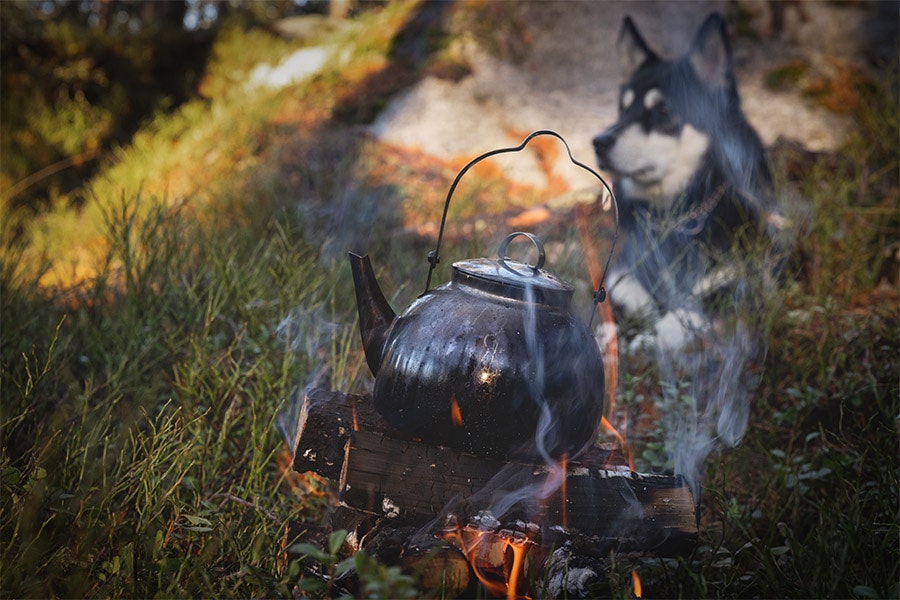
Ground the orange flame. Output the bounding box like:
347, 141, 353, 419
559, 454, 568, 529
631, 569, 642, 598
451, 396, 464, 427
595, 297, 619, 415
276, 442, 305, 496
601, 416, 634, 471
442, 525, 533, 599
275, 442, 329, 499
575, 203, 618, 408
445, 527, 505, 597
505, 539, 528, 600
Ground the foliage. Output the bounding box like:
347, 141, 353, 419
291, 529, 419, 598
8, 2, 425, 292
0, 2, 216, 214
1, 1, 897, 597
1, 194, 351, 597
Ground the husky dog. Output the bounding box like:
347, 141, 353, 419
594, 13, 784, 350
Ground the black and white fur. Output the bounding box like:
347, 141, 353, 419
594, 13, 784, 350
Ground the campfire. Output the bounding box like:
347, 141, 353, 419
289, 388, 697, 598
288, 133, 699, 597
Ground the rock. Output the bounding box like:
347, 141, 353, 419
367, 0, 869, 195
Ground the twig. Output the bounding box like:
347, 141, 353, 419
2, 147, 103, 202
213, 492, 281, 523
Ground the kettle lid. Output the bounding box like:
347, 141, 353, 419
452, 232, 573, 306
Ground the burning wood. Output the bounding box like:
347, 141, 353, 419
340, 427, 695, 553
290, 388, 698, 597
291, 387, 381, 480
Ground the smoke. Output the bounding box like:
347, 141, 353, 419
596, 5, 787, 499
274, 158, 402, 446
274, 301, 357, 446
451, 279, 587, 525
523, 282, 554, 466
474, 281, 562, 522
630, 246, 772, 501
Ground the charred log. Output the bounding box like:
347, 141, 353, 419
289, 388, 698, 597
292, 389, 697, 556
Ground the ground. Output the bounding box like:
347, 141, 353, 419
365, 0, 871, 195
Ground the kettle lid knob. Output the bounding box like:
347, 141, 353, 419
452, 232, 574, 306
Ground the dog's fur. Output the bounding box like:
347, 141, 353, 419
594, 13, 783, 349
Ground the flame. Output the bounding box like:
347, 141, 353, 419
275, 442, 306, 496
559, 454, 568, 529
575, 203, 618, 407
441, 525, 533, 599
451, 396, 464, 427
351, 402, 359, 432
444, 527, 506, 597
601, 416, 634, 471
505, 539, 528, 600
595, 297, 619, 416
631, 569, 642, 598
275, 442, 330, 499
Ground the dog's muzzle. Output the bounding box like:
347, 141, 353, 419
592, 132, 616, 157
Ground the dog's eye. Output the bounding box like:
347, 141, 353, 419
652, 101, 680, 133
653, 100, 670, 119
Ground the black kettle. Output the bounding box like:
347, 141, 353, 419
349, 131, 618, 460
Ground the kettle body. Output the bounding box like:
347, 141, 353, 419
373, 277, 604, 459
349, 131, 617, 461
350, 234, 605, 460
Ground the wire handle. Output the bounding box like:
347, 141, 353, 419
422, 130, 619, 322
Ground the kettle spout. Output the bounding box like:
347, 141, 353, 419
349, 252, 396, 376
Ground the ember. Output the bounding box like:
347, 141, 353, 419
451, 396, 464, 427
290, 388, 698, 597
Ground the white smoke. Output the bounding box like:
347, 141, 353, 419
274, 301, 357, 445
480, 281, 563, 522
629, 258, 770, 501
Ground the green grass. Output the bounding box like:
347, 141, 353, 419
2, 3, 898, 598
2, 196, 344, 597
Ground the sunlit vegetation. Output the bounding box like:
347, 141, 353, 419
1, 1, 897, 597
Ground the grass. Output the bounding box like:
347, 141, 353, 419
2, 197, 341, 597
2, 2, 898, 598
610, 80, 899, 599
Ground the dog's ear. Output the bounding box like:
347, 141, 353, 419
689, 13, 734, 90
618, 16, 657, 76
